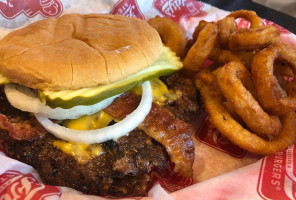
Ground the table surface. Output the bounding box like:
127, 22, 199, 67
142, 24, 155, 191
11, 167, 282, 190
201, 0, 296, 34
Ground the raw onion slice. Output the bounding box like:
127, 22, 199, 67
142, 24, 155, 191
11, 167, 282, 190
5, 84, 119, 120
35, 81, 152, 144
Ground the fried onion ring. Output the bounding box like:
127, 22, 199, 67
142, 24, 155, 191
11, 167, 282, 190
216, 61, 281, 136
274, 60, 294, 77
217, 17, 237, 48
227, 9, 262, 29
183, 23, 218, 71
274, 61, 294, 95
195, 72, 296, 155
251, 43, 296, 115
228, 25, 280, 51
148, 16, 186, 58
186, 20, 209, 52
209, 47, 242, 64
208, 47, 254, 68
212, 61, 257, 98
223, 101, 244, 125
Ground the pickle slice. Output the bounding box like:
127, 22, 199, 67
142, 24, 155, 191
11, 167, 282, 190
39, 45, 182, 109
0, 73, 10, 85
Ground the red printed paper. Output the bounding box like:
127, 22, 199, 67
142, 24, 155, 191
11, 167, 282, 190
235, 18, 289, 34
235, 18, 251, 28
110, 0, 144, 20
257, 150, 296, 200
0, 0, 63, 19
153, 0, 206, 22
261, 19, 290, 34
0, 170, 61, 199
150, 162, 193, 193
196, 116, 246, 158
286, 144, 296, 182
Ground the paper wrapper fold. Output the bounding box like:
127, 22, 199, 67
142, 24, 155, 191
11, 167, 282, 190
0, 0, 296, 199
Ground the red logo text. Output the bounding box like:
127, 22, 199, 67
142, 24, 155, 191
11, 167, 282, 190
0, 0, 63, 19
110, 0, 144, 20
153, 0, 206, 22
0, 170, 61, 199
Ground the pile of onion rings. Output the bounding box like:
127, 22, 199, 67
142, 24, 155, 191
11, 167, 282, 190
147, 10, 296, 155
189, 10, 296, 155
195, 72, 296, 155
184, 9, 280, 71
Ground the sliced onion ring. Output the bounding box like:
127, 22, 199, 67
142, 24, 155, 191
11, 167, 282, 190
35, 81, 152, 144
5, 84, 120, 120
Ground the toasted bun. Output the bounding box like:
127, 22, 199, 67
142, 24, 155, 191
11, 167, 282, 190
0, 14, 162, 90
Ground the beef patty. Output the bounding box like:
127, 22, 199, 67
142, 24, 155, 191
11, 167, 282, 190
0, 72, 198, 196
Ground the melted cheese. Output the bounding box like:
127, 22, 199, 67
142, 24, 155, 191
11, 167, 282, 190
54, 111, 113, 162
64, 110, 114, 130
53, 141, 104, 163
132, 78, 181, 105
0, 73, 10, 84
54, 78, 180, 161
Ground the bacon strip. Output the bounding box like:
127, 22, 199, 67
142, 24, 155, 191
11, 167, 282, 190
0, 113, 47, 140
0, 90, 47, 140
104, 92, 195, 177
0, 114, 15, 136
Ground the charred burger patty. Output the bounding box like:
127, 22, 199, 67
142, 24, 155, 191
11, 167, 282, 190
0, 73, 198, 196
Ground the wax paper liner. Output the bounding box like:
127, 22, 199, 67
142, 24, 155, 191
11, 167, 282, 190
0, 0, 296, 199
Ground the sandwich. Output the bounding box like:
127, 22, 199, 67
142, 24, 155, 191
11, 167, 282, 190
0, 13, 198, 196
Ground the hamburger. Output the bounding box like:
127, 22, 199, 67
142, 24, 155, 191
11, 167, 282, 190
0, 13, 198, 196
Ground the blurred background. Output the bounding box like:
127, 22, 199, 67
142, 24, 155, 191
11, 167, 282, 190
253, 0, 296, 18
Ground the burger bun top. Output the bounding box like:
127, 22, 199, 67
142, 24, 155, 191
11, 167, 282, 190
0, 13, 162, 91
